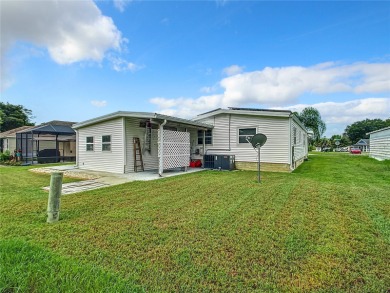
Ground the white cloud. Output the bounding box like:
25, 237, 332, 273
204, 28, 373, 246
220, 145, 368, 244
150, 61, 390, 118
283, 98, 390, 125
91, 100, 107, 107
200, 85, 219, 93
277, 97, 390, 137
109, 56, 143, 72
113, 0, 130, 13
1, 0, 125, 88
223, 65, 244, 76
150, 95, 224, 118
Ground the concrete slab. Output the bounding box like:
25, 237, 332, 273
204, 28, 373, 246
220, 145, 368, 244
39, 166, 205, 195
43, 180, 109, 195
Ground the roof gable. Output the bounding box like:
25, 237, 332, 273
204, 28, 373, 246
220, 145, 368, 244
355, 139, 369, 145
0, 125, 35, 138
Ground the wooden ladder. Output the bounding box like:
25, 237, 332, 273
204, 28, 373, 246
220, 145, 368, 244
133, 137, 144, 172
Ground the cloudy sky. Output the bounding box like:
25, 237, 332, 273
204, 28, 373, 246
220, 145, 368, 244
1, 0, 389, 137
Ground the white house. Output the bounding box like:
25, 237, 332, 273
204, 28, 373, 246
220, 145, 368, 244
352, 139, 370, 152
0, 125, 34, 153
73, 108, 308, 175
192, 107, 308, 172
72, 112, 212, 175
367, 126, 390, 161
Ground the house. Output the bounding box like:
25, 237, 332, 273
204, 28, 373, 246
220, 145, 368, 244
16, 121, 76, 164
367, 126, 390, 161
72, 112, 212, 175
352, 139, 370, 152
192, 107, 308, 172
0, 125, 35, 153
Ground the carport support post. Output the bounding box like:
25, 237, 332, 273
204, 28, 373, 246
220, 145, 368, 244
47, 172, 63, 223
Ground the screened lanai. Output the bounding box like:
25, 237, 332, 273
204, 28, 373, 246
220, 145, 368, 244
16, 121, 76, 164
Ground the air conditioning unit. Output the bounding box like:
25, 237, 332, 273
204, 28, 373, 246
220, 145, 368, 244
203, 155, 235, 170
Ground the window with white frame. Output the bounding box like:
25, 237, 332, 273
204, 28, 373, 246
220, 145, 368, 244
238, 128, 256, 143
86, 136, 94, 151
198, 130, 212, 145
102, 135, 111, 151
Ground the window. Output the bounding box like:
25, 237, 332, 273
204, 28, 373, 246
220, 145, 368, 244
86, 136, 94, 151
102, 135, 111, 151
293, 127, 297, 145
198, 130, 212, 145
238, 128, 256, 143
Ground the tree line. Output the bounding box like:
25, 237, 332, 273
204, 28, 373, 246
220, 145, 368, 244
0, 102, 35, 132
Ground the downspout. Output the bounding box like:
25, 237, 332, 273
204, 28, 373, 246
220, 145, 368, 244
158, 119, 167, 177
122, 117, 127, 173
205, 113, 231, 154
75, 130, 79, 167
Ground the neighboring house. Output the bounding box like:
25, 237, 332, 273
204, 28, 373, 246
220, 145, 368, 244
352, 139, 370, 152
72, 112, 212, 175
367, 126, 390, 161
0, 125, 35, 153
16, 121, 77, 164
192, 107, 308, 172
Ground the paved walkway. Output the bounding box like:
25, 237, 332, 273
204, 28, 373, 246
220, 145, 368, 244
35, 165, 205, 195
43, 180, 109, 195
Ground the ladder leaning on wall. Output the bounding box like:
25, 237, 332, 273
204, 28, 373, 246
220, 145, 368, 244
133, 137, 144, 172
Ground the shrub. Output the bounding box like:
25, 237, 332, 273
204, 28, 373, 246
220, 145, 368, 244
0, 150, 11, 162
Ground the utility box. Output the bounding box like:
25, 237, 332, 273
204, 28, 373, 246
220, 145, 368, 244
203, 155, 235, 170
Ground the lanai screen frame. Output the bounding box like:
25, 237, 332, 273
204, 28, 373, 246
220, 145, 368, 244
16, 124, 76, 165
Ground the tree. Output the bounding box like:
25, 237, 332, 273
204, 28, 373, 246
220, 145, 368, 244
344, 118, 390, 144
295, 107, 326, 143
0, 102, 35, 132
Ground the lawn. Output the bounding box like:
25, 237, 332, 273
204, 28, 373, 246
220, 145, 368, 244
1, 153, 389, 292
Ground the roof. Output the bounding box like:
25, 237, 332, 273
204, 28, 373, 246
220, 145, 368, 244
18, 121, 76, 135
193, 107, 307, 132
194, 107, 293, 120
355, 139, 369, 145
72, 111, 213, 130
0, 125, 35, 138
367, 126, 390, 135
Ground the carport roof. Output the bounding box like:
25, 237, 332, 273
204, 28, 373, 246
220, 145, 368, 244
73, 111, 213, 130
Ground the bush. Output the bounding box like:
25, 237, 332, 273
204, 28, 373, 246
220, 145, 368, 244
0, 150, 11, 162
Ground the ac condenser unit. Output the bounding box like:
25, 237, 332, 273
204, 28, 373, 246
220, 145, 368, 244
203, 155, 235, 170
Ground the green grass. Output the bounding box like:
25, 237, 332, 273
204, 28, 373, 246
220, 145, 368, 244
0, 153, 389, 292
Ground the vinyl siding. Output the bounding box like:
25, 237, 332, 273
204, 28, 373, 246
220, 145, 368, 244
291, 119, 307, 163
124, 118, 159, 173
78, 118, 125, 174
369, 128, 390, 160
124, 118, 194, 173
197, 114, 290, 164
2, 137, 16, 152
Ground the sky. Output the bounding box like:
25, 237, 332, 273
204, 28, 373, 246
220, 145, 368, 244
1, 0, 389, 138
